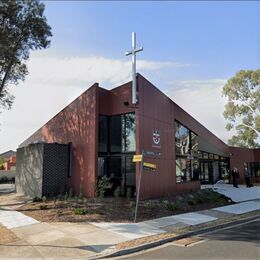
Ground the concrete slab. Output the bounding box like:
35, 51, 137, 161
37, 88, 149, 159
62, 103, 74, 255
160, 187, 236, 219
0, 210, 39, 229
199, 209, 235, 218
0, 240, 43, 259
33, 237, 95, 258
22, 229, 67, 245
12, 223, 55, 238
75, 228, 128, 252
214, 201, 260, 214
169, 212, 218, 226
91, 222, 166, 240
49, 222, 100, 235
144, 216, 180, 228
202, 184, 260, 202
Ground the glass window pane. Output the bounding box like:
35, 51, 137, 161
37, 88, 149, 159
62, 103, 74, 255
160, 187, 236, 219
203, 152, 209, 159
98, 116, 108, 152
214, 154, 219, 160
98, 157, 107, 177
175, 122, 190, 156
209, 153, 214, 159
176, 158, 190, 183
125, 113, 136, 152
192, 159, 199, 180
191, 132, 198, 157
110, 115, 123, 152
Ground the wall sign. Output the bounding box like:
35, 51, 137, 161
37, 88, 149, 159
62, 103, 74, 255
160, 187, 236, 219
152, 130, 160, 145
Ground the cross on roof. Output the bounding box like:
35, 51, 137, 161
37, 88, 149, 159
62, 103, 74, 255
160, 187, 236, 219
125, 32, 143, 104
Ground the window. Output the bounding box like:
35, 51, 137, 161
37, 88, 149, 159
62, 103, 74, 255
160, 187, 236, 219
109, 113, 136, 153
175, 122, 190, 156
98, 113, 136, 197
175, 121, 198, 183
110, 115, 123, 152
98, 116, 108, 152
246, 162, 260, 177
98, 157, 107, 177
125, 113, 136, 152
203, 152, 209, 159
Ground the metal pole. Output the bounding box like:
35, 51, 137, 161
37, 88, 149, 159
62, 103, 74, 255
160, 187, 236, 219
134, 149, 143, 223
132, 32, 137, 104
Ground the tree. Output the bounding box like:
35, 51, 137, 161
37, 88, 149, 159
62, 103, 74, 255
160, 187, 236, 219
0, 0, 52, 110
222, 69, 260, 148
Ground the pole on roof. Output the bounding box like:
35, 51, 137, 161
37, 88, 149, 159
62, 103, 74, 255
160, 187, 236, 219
125, 32, 143, 105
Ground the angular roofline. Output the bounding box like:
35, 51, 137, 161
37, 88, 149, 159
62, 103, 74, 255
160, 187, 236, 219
137, 73, 228, 147
18, 82, 99, 147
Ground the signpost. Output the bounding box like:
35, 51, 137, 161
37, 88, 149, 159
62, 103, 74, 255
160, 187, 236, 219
133, 154, 143, 162
133, 150, 160, 222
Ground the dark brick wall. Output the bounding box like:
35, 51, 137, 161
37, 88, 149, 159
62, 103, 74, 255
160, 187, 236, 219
42, 143, 70, 197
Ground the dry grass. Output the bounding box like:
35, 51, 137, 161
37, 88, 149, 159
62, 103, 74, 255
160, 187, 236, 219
0, 224, 18, 244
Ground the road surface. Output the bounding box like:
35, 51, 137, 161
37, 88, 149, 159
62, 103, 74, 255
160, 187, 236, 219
123, 219, 260, 259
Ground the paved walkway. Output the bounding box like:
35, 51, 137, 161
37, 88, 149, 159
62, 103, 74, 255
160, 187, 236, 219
0, 183, 260, 259
202, 183, 260, 202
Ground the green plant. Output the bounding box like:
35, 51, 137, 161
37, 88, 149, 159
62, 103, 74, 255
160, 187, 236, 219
39, 204, 47, 210
114, 187, 121, 198
64, 192, 69, 201
68, 188, 73, 200
79, 184, 84, 199
166, 201, 179, 211
74, 208, 86, 215
126, 187, 132, 199
96, 176, 112, 198
33, 196, 42, 202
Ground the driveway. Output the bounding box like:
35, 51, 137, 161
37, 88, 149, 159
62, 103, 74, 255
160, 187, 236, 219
0, 183, 15, 193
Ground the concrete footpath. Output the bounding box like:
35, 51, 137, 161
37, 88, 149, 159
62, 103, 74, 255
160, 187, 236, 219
0, 184, 260, 259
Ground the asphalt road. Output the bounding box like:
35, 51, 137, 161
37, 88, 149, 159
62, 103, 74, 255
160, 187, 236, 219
122, 219, 260, 260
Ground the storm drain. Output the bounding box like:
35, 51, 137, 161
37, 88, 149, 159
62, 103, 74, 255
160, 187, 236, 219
171, 236, 206, 247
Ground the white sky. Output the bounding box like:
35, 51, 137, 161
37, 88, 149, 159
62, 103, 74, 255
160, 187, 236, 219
0, 53, 234, 153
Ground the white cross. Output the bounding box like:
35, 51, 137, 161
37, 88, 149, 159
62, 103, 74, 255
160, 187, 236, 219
125, 32, 143, 104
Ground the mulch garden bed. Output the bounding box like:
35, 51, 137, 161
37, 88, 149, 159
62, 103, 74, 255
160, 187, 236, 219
17, 189, 232, 223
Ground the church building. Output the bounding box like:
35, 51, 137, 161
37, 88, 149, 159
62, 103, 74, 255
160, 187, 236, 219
18, 74, 260, 199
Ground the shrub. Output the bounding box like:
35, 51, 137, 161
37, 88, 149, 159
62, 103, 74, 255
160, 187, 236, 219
79, 185, 84, 199
33, 197, 42, 202
68, 188, 73, 200
166, 201, 179, 211
74, 208, 86, 215
126, 187, 132, 199
114, 187, 121, 198
39, 204, 47, 210
64, 192, 69, 201
96, 176, 112, 198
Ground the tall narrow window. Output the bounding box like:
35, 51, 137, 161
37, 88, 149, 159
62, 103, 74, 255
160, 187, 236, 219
175, 121, 198, 183
125, 113, 136, 152
98, 116, 108, 152
110, 115, 123, 152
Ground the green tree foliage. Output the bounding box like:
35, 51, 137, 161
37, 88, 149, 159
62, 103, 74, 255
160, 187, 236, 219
0, 156, 4, 169
0, 0, 52, 109
222, 69, 260, 148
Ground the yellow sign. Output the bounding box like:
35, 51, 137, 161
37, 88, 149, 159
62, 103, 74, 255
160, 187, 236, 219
143, 162, 157, 169
133, 154, 143, 162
